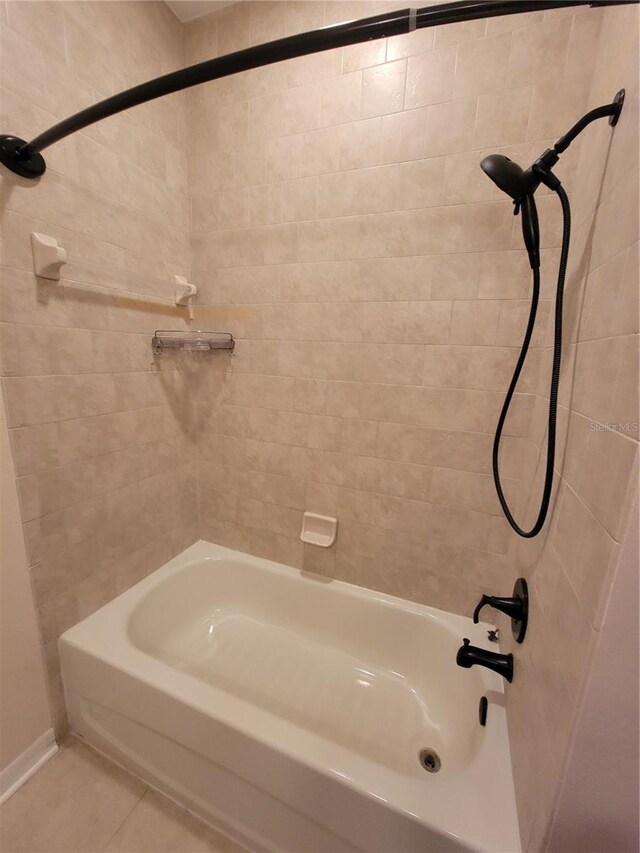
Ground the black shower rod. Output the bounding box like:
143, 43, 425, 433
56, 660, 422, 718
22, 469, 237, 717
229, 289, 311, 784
0, 0, 636, 179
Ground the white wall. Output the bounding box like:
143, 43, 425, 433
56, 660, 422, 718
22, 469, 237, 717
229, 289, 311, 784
0, 381, 52, 771
548, 496, 639, 852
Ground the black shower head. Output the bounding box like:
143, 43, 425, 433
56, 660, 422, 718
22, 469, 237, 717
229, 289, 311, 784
480, 154, 541, 270
480, 154, 538, 201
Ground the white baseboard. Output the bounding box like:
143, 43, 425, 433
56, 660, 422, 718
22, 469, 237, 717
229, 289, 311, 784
0, 729, 58, 805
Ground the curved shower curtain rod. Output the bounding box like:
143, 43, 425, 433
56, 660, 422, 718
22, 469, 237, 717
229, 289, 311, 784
0, 0, 636, 179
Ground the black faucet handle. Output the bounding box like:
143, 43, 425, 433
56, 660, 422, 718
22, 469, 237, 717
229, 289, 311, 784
473, 595, 492, 624
471, 579, 529, 643
474, 593, 520, 622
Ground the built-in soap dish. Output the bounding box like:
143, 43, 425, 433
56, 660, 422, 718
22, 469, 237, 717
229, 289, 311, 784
300, 512, 337, 548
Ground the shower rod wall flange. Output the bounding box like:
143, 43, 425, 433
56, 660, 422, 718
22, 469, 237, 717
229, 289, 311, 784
0, 135, 46, 179
0, 0, 637, 180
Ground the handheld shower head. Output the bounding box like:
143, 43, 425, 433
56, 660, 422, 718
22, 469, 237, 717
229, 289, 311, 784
480, 154, 540, 270
480, 91, 625, 540
479, 154, 538, 200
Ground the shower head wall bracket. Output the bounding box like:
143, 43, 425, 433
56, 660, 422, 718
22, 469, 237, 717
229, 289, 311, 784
0, 135, 46, 179
609, 88, 625, 125
554, 89, 626, 153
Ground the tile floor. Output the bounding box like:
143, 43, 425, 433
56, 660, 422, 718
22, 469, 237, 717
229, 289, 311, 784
0, 739, 246, 853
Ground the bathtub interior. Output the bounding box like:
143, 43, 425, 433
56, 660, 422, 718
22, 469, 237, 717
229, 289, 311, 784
126, 555, 487, 778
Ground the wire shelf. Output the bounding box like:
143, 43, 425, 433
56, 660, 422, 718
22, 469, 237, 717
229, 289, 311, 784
152, 330, 235, 353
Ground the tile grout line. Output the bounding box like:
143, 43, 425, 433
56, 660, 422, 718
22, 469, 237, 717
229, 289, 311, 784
98, 772, 149, 853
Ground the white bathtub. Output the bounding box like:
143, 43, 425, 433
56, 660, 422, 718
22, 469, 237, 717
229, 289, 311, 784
59, 540, 520, 853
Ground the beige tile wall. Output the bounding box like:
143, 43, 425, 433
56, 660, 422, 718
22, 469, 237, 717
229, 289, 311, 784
503, 4, 639, 850
185, 0, 604, 619
0, 0, 198, 733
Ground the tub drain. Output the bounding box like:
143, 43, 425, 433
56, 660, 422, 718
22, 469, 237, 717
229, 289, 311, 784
418, 748, 441, 773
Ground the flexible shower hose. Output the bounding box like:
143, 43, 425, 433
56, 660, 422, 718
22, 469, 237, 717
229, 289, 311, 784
492, 185, 571, 538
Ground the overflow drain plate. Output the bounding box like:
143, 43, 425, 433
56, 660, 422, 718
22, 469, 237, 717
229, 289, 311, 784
418, 748, 441, 773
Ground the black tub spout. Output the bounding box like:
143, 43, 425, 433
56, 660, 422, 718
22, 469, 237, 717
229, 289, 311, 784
456, 638, 514, 682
